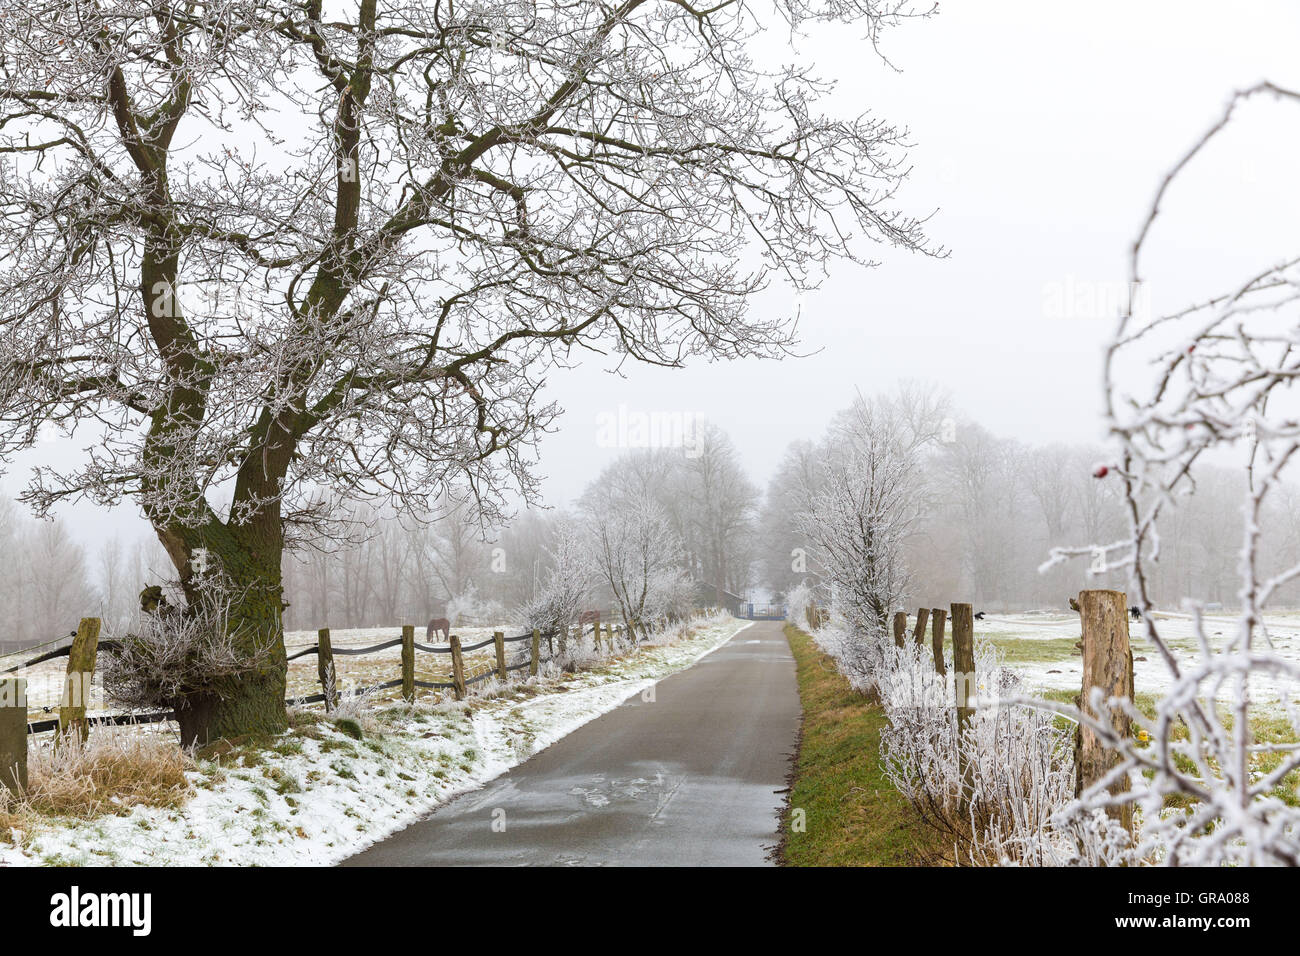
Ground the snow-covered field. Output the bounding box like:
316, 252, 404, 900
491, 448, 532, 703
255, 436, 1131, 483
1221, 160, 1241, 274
980, 610, 1300, 706
0, 615, 751, 866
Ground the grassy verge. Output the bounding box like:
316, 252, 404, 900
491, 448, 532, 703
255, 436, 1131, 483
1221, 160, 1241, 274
779, 623, 944, 866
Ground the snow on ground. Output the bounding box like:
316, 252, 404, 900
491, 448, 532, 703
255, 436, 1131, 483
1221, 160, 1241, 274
979, 610, 1300, 707
0, 614, 752, 867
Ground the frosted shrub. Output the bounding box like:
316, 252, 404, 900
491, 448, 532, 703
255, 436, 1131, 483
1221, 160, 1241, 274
553, 641, 603, 674
520, 585, 578, 653
328, 673, 381, 723
1032, 661, 1300, 866
644, 568, 696, 623
807, 627, 1098, 865
785, 582, 813, 628
877, 641, 1088, 865
103, 592, 276, 712
518, 521, 593, 651
811, 620, 895, 699
637, 614, 696, 647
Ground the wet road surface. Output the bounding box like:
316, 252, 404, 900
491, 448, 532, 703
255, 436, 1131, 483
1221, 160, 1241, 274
342, 620, 799, 866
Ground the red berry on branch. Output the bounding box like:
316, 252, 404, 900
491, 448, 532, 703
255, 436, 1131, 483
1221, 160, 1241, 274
1093, 465, 1109, 479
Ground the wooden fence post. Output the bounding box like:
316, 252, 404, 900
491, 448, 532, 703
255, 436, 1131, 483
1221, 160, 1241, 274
951, 602, 976, 812
449, 634, 467, 700
317, 627, 336, 712
530, 628, 540, 677
911, 608, 930, 646
892, 611, 907, 648
0, 677, 25, 795
950, 603, 975, 730
1075, 589, 1136, 836
401, 624, 415, 703
59, 617, 101, 743
930, 608, 947, 676
494, 631, 507, 682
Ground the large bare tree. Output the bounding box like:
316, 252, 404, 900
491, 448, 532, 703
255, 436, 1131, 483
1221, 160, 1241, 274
0, 0, 934, 741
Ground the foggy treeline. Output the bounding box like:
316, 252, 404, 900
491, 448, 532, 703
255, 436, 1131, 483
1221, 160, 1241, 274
760, 391, 1300, 613
278, 399, 1300, 623
7, 386, 1299, 649
279, 421, 759, 632
0, 497, 160, 650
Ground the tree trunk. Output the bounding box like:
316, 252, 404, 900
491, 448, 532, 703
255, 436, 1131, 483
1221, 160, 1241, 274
155, 522, 289, 747
175, 664, 287, 746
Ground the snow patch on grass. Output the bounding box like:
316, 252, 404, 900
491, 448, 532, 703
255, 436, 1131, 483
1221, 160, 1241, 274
979, 611, 1300, 708
0, 614, 751, 867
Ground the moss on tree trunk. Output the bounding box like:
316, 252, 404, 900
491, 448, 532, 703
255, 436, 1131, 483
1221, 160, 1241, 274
155, 521, 290, 746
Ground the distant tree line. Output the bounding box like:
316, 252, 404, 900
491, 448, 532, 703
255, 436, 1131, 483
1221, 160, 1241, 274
15, 390, 1292, 646
278, 421, 759, 632
0, 498, 170, 649
760, 385, 1299, 613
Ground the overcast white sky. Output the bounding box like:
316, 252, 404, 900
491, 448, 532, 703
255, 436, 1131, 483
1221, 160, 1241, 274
8, 0, 1300, 555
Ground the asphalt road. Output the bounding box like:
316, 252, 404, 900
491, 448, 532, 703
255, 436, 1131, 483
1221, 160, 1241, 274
342, 619, 800, 866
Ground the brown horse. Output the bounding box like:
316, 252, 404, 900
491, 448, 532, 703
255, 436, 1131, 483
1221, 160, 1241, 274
425, 617, 450, 642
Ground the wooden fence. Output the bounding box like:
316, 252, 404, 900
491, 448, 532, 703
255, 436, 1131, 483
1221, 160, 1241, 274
0, 616, 634, 793
859, 589, 1135, 837
302, 617, 628, 710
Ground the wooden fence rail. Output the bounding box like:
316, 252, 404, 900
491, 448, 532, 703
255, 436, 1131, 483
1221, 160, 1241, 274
0, 615, 631, 791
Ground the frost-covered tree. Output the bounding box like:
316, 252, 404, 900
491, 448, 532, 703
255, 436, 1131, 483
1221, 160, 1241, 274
758, 439, 820, 600
675, 422, 759, 600
520, 519, 592, 652
0, 0, 934, 741
794, 386, 945, 638
22, 518, 101, 641
644, 566, 696, 623
95, 535, 147, 636
583, 490, 680, 640
0, 499, 100, 648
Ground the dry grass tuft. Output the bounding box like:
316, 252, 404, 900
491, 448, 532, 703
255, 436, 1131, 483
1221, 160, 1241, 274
14, 731, 193, 820
0, 802, 27, 844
